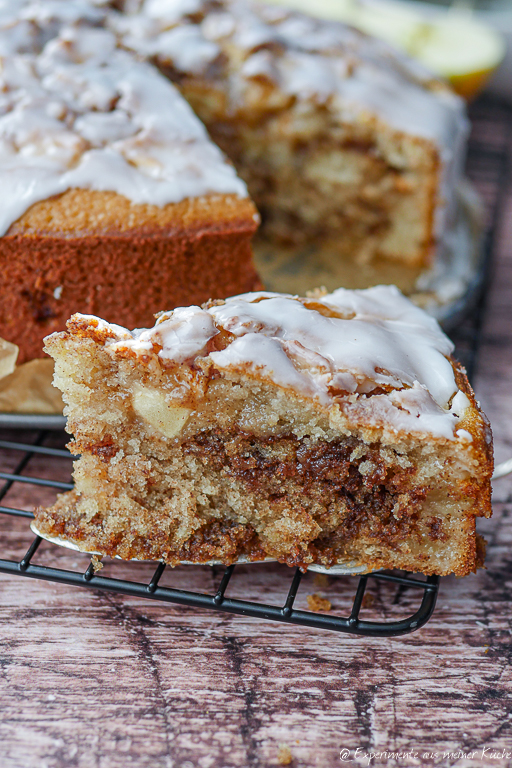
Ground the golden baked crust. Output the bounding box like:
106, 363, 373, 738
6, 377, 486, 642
7, 189, 258, 237
1, 190, 260, 363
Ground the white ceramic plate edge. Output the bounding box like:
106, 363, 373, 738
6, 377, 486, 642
30, 522, 369, 575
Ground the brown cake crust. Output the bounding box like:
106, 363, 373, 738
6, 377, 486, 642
1, 189, 260, 363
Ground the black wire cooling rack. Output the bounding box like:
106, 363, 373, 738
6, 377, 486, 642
0, 95, 510, 637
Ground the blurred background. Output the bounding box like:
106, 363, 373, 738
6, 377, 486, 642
264, 0, 512, 102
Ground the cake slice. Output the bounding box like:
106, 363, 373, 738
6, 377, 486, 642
34, 285, 492, 576
0, 13, 259, 364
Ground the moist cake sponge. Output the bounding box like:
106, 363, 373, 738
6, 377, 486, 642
34, 285, 493, 576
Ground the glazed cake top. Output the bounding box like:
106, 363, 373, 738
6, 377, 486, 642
116, 0, 467, 153
0, 0, 247, 235
77, 285, 473, 441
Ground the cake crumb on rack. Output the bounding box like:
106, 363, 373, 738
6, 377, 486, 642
362, 593, 375, 609
307, 594, 332, 613
277, 743, 293, 765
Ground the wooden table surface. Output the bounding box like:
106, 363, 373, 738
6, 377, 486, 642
1, 98, 512, 768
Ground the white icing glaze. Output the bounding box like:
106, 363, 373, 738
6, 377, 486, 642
211, 333, 325, 401
139, 306, 218, 362
125, 25, 221, 74
77, 314, 133, 340
208, 289, 456, 408
77, 286, 473, 440
0, 1, 247, 234
120, 0, 467, 149
144, 0, 204, 24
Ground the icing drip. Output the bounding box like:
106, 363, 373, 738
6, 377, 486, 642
138, 306, 218, 362
86, 286, 471, 440
0, 1, 247, 235
124, 25, 221, 74
208, 289, 456, 408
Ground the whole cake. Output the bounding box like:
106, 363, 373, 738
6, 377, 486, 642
34, 286, 493, 576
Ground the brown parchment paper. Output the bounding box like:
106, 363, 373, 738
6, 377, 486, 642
0, 340, 63, 414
